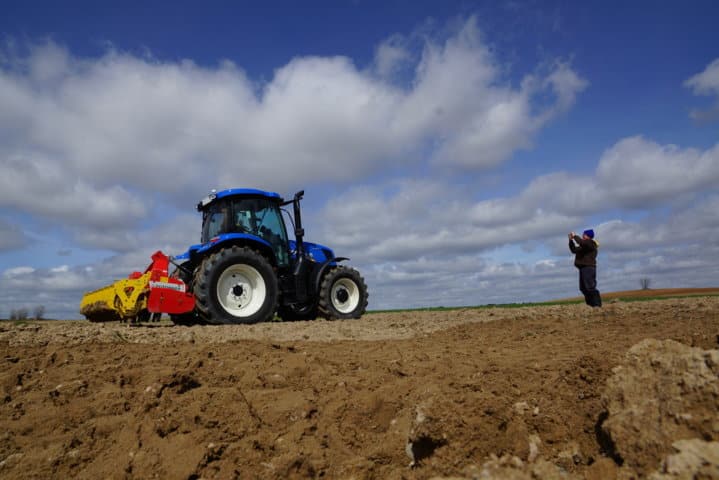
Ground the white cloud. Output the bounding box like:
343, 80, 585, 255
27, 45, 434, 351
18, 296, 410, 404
3, 266, 35, 277
597, 195, 719, 252
544, 62, 588, 112
685, 58, 719, 96
347, 193, 719, 310
311, 133, 719, 310
316, 179, 581, 262
596, 136, 719, 207
316, 133, 719, 265
0, 20, 585, 235
0, 152, 146, 228
399, 19, 588, 169
684, 58, 719, 122
510, 137, 719, 217
373, 34, 411, 78
69, 212, 199, 253
523, 173, 600, 215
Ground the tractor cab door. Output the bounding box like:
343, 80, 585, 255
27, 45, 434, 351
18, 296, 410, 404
231, 197, 291, 267
244, 201, 290, 267
201, 203, 230, 241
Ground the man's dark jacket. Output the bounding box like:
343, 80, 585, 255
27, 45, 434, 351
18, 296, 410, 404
569, 235, 598, 267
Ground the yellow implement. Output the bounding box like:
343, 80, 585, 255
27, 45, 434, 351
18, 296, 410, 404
80, 273, 151, 322
80, 251, 196, 323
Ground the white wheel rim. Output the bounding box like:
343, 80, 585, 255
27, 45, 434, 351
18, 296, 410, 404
217, 264, 266, 317
331, 277, 360, 314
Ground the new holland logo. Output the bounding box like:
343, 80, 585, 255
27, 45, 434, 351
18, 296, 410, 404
149, 281, 186, 292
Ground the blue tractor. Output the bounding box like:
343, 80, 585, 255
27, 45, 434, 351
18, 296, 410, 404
169, 188, 368, 325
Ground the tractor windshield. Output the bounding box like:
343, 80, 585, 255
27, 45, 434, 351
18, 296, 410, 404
201, 197, 290, 266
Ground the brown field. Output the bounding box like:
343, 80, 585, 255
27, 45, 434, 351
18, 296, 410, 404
1, 290, 718, 479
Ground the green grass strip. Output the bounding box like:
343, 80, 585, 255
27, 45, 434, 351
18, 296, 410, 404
366, 293, 719, 315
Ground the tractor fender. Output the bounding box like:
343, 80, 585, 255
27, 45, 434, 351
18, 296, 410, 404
312, 257, 349, 294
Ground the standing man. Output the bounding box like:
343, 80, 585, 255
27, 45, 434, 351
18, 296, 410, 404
568, 229, 602, 308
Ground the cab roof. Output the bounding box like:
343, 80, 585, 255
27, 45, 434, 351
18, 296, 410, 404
197, 188, 283, 211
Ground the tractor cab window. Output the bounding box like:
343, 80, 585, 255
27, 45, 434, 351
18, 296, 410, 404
202, 204, 228, 241
230, 198, 290, 267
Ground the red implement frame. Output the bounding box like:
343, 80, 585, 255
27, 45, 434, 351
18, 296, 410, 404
144, 251, 195, 314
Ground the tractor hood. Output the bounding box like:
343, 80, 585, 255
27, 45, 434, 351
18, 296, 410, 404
290, 240, 335, 263
173, 240, 336, 264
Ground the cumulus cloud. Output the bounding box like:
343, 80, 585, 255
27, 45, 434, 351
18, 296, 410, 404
3, 266, 35, 277
399, 19, 588, 169
311, 132, 719, 310
0, 152, 146, 228
373, 34, 411, 78
0, 19, 585, 236
0, 260, 112, 319
597, 195, 719, 251
596, 136, 719, 207
315, 179, 582, 262
346, 194, 719, 311
684, 58, 719, 122
316, 135, 718, 265
69, 211, 199, 253
685, 58, 719, 96
594, 211, 719, 294
520, 136, 719, 216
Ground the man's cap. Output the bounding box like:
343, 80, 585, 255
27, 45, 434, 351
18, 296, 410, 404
583, 229, 595, 238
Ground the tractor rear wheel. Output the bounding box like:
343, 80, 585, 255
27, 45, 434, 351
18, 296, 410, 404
194, 246, 278, 324
318, 266, 368, 320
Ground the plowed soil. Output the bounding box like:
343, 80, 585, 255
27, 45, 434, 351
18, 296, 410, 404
1, 295, 718, 479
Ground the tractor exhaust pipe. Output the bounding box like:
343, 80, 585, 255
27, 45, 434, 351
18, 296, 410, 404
292, 190, 305, 255
291, 190, 309, 302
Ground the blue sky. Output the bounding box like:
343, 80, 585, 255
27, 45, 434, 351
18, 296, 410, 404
1, 0, 718, 318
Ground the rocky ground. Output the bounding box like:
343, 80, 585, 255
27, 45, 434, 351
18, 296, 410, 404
1, 296, 718, 479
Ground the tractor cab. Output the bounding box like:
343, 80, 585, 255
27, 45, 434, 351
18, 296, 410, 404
197, 189, 290, 267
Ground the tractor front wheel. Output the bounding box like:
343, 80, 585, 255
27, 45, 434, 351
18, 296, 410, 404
318, 266, 368, 320
194, 246, 278, 324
